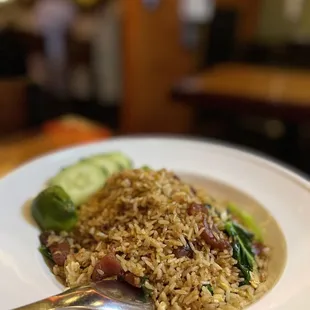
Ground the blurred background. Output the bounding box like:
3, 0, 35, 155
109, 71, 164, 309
1, 0, 310, 176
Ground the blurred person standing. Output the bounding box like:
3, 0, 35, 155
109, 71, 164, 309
35, 0, 76, 98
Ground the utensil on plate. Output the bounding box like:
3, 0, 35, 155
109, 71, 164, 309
14, 280, 154, 310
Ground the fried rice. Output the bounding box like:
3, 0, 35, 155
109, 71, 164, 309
45, 169, 269, 310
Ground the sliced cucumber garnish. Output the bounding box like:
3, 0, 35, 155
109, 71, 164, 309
49, 162, 107, 206
87, 152, 132, 174
105, 152, 133, 169
86, 156, 120, 176
48, 152, 133, 206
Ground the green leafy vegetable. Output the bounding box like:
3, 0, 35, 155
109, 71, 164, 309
141, 166, 151, 171
32, 186, 77, 232
225, 221, 256, 285
39, 245, 53, 262
140, 277, 153, 302
228, 203, 263, 241
202, 284, 214, 295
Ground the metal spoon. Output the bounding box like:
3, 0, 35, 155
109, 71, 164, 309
14, 280, 154, 310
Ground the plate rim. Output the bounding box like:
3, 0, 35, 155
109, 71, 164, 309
1, 135, 309, 190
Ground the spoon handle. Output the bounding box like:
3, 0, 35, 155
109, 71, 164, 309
13, 283, 153, 310
13, 286, 101, 310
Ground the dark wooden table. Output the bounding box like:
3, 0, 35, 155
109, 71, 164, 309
172, 63, 310, 172
172, 63, 310, 121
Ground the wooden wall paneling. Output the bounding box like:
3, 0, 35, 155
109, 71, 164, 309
121, 0, 196, 133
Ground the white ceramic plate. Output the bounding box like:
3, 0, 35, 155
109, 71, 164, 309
0, 137, 309, 309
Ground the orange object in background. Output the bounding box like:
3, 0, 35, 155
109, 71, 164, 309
0, 115, 112, 178
43, 114, 112, 148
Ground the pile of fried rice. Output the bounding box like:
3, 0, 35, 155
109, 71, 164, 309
47, 169, 269, 310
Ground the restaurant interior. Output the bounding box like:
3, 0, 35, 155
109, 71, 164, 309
1, 0, 310, 176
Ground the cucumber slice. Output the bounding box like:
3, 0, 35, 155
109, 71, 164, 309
49, 162, 107, 206
87, 152, 132, 175
105, 152, 133, 169
85, 156, 120, 176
